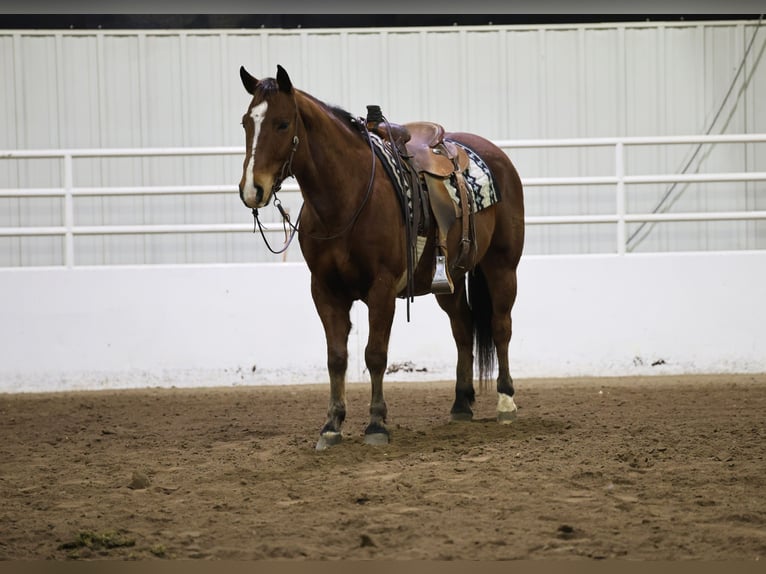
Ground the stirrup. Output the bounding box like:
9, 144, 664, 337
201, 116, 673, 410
431, 255, 454, 294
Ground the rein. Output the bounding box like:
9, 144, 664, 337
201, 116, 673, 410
252, 194, 302, 255
251, 131, 301, 255
251, 111, 377, 248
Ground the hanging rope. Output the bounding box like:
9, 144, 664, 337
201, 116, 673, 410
627, 15, 765, 251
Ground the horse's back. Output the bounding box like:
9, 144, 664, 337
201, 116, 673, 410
446, 131, 524, 264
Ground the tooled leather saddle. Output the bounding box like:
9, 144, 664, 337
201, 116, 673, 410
365, 106, 476, 296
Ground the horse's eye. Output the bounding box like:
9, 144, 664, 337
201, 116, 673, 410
277, 121, 290, 132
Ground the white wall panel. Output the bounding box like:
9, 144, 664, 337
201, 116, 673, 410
743, 24, 766, 249
0, 36, 17, 151
384, 31, 425, 122
3, 251, 765, 392
422, 31, 464, 127
344, 32, 389, 123
263, 33, 304, 85
583, 28, 622, 137
1, 20, 765, 267
303, 32, 347, 107
9, 35, 62, 263
504, 29, 543, 140
543, 29, 581, 140
60, 36, 100, 148
0, 35, 20, 264
144, 35, 184, 148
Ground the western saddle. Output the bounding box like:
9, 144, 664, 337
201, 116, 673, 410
365, 105, 476, 295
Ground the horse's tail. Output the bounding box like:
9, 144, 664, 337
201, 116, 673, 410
468, 266, 495, 391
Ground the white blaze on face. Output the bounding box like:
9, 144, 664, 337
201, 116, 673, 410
242, 101, 268, 206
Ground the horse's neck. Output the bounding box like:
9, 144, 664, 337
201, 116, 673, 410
293, 101, 373, 229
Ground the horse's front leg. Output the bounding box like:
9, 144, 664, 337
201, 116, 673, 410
363, 284, 397, 445
311, 277, 353, 451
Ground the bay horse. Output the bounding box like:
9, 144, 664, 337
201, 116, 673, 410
238, 65, 524, 450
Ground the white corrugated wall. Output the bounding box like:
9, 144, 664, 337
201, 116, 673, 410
1, 20, 764, 266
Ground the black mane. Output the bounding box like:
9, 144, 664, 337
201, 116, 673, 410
297, 89, 364, 138
258, 77, 365, 139
327, 105, 360, 130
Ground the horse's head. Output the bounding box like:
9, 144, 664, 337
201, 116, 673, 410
238, 65, 299, 209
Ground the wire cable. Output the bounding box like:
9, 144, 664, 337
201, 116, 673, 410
627, 15, 765, 251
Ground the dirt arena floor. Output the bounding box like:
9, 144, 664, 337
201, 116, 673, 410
1, 373, 765, 561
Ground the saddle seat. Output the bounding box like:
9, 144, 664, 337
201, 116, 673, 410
403, 121, 469, 177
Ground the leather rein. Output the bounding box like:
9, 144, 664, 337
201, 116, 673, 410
251, 103, 377, 254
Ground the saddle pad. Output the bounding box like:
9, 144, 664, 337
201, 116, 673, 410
368, 132, 500, 215
368, 132, 412, 213
444, 140, 500, 212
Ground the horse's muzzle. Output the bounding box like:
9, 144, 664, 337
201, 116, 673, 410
240, 183, 267, 208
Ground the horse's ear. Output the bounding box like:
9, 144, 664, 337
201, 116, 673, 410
276, 65, 293, 94
240, 66, 258, 95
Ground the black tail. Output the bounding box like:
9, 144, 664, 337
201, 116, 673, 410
468, 266, 495, 391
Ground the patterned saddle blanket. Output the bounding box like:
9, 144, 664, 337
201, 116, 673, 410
368, 133, 500, 214
444, 140, 500, 212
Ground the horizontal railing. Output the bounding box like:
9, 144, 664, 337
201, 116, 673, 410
1, 134, 765, 265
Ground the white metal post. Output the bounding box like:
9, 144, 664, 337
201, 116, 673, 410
63, 153, 75, 267
615, 142, 626, 255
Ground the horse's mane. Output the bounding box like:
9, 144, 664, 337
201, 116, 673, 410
326, 104, 360, 132
257, 76, 365, 140
295, 88, 364, 139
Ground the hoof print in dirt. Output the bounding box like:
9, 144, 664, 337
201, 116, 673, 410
497, 410, 518, 424
450, 411, 473, 423
363, 433, 389, 446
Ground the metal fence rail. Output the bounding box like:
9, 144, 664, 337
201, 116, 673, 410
2, 134, 765, 266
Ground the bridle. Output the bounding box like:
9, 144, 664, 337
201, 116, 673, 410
251, 95, 377, 253
251, 104, 301, 254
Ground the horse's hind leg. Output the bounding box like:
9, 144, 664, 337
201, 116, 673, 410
436, 281, 475, 421
480, 261, 519, 423
311, 278, 353, 450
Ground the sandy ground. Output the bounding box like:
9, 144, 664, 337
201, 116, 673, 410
1, 374, 765, 561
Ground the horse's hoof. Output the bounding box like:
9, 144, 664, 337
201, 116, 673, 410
450, 411, 473, 422
363, 432, 389, 446
497, 393, 518, 424
315, 431, 342, 451
363, 422, 389, 445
